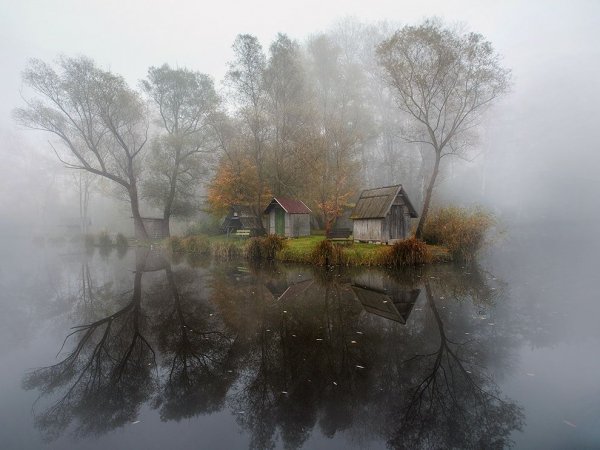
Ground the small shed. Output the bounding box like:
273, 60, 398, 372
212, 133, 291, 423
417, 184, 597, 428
264, 197, 311, 237
220, 205, 263, 236
350, 184, 418, 243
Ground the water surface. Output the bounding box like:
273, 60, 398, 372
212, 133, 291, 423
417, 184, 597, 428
0, 229, 598, 449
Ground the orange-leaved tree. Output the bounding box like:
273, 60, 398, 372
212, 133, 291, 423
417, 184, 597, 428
207, 157, 272, 218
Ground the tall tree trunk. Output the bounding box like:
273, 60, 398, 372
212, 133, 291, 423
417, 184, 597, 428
415, 151, 441, 239
162, 160, 180, 238
129, 183, 148, 240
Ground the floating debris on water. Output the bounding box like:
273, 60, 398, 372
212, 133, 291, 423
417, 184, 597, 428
563, 420, 577, 428
351, 340, 357, 344
356, 365, 365, 369
132, 420, 140, 424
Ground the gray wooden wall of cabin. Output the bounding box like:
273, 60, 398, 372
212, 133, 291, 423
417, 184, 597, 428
287, 213, 310, 237
353, 218, 384, 242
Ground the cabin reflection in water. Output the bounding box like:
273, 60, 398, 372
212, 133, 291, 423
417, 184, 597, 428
260, 266, 421, 325
351, 272, 420, 324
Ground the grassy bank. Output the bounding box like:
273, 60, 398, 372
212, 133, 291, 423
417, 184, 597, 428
165, 234, 450, 266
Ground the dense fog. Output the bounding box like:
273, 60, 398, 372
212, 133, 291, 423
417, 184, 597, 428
0, 0, 598, 239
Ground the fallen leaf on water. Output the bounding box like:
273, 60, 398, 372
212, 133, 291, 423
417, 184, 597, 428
316, 338, 323, 341
356, 365, 365, 369
563, 420, 577, 428
351, 340, 357, 344
132, 421, 140, 424
333, 381, 337, 386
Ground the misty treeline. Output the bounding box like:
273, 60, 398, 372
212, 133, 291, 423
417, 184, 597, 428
14, 18, 509, 238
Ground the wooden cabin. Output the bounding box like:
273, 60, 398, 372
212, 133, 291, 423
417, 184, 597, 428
220, 205, 263, 236
350, 184, 418, 243
264, 197, 311, 237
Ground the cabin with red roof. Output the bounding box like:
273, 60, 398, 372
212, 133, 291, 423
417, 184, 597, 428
264, 197, 311, 237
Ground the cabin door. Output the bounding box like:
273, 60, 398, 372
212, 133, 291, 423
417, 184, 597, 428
275, 208, 285, 235
390, 205, 403, 239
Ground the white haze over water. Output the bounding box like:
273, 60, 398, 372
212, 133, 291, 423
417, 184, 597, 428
1, 0, 599, 235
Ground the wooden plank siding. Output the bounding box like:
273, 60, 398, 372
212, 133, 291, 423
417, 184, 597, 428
351, 184, 418, 243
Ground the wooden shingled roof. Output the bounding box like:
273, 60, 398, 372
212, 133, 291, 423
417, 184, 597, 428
350, 184, 418, 220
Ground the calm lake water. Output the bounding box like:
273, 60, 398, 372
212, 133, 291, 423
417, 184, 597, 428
1, 227, 599, 449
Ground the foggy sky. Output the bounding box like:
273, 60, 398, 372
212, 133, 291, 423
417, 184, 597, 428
1, 0, 599, 234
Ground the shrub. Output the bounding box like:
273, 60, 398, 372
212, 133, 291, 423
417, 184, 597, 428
383, 238, 430, 267
97, 231, 113, 248
262, 235, 286, 259
115, 233, 128, 249
311, 239, 346, 266
168, 236, 185, 253
181, 235, 211, 254
423, 207, 496, 261
245, 237, 263, 260
245, 235, 286, 260
211, 240, 242, 260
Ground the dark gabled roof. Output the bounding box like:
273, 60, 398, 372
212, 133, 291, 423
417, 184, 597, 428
238, 216, 262, 229
350, 184, 418, 220
221, 205, 262, 230
230, 205, 255, 217
264, 197, 312, 214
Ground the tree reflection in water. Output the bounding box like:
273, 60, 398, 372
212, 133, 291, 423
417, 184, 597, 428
24, 250, 523, 448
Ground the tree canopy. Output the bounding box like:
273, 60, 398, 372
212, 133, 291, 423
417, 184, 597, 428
377, 19, 510, 236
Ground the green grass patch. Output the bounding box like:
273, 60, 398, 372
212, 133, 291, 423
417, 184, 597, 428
165, 233, 450, 266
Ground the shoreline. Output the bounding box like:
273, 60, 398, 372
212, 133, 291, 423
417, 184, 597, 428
164, 234, 452, 267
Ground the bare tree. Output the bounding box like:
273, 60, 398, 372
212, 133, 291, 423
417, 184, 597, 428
141, 64, 221, 235
14, 56, 150, 239
226, 34, 269, 223
263, 33, 314, 199
377, 19, 510, 237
